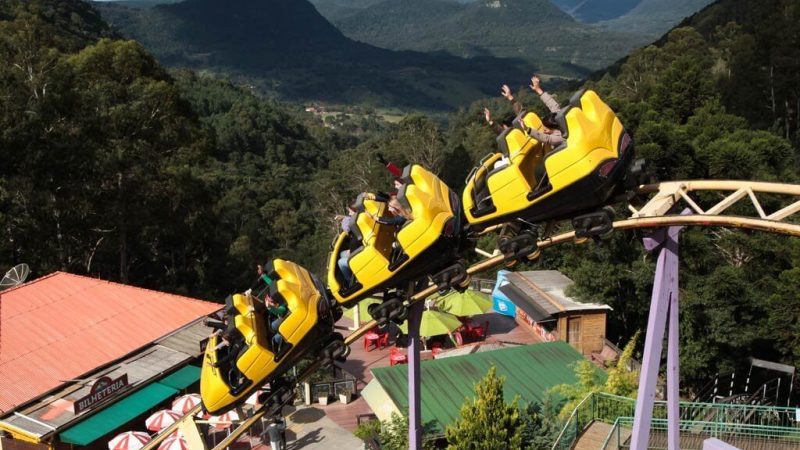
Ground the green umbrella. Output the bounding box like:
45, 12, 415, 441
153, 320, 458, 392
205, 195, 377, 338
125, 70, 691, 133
436, 290, 493, 317
399, 309, 462, 337
343, 297, 382, 322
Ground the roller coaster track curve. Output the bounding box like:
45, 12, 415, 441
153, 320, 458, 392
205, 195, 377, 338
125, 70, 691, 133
139, 179, 800, 450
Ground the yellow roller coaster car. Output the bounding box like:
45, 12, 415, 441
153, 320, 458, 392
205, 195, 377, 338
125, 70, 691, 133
200, 259, 344, 415
463, 90, 635, 232
327, 164, 465, 311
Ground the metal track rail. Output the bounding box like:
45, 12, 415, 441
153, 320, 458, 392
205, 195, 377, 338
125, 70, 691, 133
140, 179, 800, 450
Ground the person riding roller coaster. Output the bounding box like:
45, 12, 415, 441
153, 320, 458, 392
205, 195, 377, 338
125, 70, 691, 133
327, 164, 468, 325
200, 259, 346, 415
463, 86, 636, 259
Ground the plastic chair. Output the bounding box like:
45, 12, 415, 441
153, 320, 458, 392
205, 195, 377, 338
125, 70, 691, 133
389, 347, 408, 366
364, 330, 381, 351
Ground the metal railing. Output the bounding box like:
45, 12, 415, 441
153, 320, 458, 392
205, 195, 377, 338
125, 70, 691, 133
469, 277, 496, 293
601, 417, 800, 450
552, 392, 800, 450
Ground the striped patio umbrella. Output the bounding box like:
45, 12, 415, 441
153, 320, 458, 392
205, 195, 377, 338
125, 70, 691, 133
208, 410, 240, 430
145, 410, 181, 432
170, 393, 201, 414
108, 431, 151, 450
436, 290, 493, 317
157, 436, 190, 450
399, 309, 462, 337
343, 297, 382, 322
245, 389, 267, 406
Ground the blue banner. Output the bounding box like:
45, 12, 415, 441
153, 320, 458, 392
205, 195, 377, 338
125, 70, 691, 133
492, 270, 516, 317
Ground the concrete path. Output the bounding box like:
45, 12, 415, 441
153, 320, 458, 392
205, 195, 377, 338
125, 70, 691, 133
246, 405, 364, 450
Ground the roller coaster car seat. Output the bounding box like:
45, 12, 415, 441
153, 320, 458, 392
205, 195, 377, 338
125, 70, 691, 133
462, 90, 634, 230
327, 164, 461, 308
512, 110, 545, 135
201, 259, 335, 415
464, 126, 546, 220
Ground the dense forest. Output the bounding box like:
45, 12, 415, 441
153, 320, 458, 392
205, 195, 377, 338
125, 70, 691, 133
2, 0, 800, 393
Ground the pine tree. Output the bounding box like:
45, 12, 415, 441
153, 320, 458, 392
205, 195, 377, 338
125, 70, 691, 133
445, 366, 523, 450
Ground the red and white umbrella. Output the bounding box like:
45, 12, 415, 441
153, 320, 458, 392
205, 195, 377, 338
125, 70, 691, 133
208, 410, 240, 430
245, 389, 266, 406
170, 394, 201, 415
157, 436, 189, 450
145, 410, 181, 432
108, 431, 151, 450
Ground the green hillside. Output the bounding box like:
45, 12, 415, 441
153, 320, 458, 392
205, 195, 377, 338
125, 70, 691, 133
3, 0, 800, 402
307, 0, 385, 21
598, 0, 715, 38
333, 0, 646, 76
95, 0, 531, 109
551, 0, 640, 23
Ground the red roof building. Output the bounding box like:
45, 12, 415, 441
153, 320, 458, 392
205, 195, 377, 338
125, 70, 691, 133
0, 272, 220, 413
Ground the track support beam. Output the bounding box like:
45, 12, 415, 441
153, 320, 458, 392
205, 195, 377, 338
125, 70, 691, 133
408, 300, 424, 450
631, 210, 688, 450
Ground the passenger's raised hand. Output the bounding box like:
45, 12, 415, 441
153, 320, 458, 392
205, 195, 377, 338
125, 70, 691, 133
530, 75, 543, 94
483, 107, 492, 123
501, 84, 514, 101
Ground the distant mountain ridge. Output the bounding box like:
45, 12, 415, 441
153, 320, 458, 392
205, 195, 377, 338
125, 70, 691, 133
95, 0, 532, 109
333, 0, 643, 76
598, 0, 715, 38
550, 0, 640, 23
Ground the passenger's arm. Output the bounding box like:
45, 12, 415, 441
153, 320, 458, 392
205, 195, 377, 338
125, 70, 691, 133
501, 84, 524, 114
539, 92, 561, 114
529, 75, 561, 113
376, 216, 407, 226
377, 153, 403, 177
528, 128, 564, 146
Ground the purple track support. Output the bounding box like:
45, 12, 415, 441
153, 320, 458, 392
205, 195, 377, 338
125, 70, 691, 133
408, 300, 424, 450
632, 214, 687, 450
667, 258, 680, 450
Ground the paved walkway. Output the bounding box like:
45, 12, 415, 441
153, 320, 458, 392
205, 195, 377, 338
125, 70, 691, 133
241, 405, 363, 450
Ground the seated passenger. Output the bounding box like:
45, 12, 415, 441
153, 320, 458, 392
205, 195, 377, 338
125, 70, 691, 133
246, 263, 275, 299
334, 205, 358, 285
484, 107, 516, 135
212, 327, 244, 369
373, 198, 412, 228
527, 75, 565, 147
266, 296, 289, 352
371, 198, 413, 262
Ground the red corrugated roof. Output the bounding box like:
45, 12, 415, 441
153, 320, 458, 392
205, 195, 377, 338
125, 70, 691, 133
0, 272, 220, 413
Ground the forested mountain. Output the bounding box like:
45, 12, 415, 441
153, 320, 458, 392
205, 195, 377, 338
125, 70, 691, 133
97, 0, 184, 8
598, 0, 716, 38
557, 0, 800, 383
94, 0, 530, 109
333, 0, 642, 76
307, 0, 384, 21
549, 0, 640, 23
4, 0, 800, 396
0, 0, 357, 297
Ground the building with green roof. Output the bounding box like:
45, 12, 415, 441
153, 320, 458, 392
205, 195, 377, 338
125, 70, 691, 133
361, 341, 604, 432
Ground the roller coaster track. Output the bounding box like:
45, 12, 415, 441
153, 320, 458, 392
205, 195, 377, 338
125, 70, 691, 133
139, 179, 800, 450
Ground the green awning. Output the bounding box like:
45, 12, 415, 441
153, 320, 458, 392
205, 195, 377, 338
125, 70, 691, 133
60, 383, 177, 445
159, 365, 201, 390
